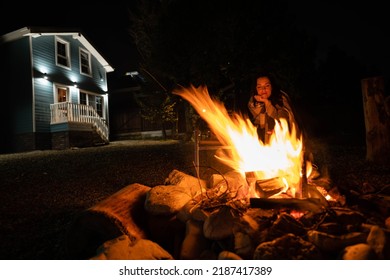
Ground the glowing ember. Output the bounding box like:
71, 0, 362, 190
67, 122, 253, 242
175, 85, 314, 198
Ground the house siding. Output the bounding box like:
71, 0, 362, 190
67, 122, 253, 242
0, 37, 34, 152
56, 35, 108, 94
31, 36, 74, 133
34, 78, 54, 132
31, 34, 108, 110
4, 38, 34, 133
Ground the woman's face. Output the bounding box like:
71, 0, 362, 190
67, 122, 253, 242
256, 77, 272, 99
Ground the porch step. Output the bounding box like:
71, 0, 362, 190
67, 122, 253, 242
91, 124, 109, 145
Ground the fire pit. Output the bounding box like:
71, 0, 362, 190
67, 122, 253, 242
66, 85, 390, 260
66, 168, 388, 260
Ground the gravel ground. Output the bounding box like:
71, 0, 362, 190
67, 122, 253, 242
0, 140, 195, 260
0, 138, 389, 260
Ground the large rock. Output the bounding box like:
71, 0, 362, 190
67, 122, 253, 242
145, 170, 207, 215
145, 184, 199, 215
180, 220, 210, 259
341, 243, 377, 260
203, 206, 237, 240
90, 235, 174, 260
253, 233, 322, 260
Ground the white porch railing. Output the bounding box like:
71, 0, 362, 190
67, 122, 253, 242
50, 102, 109, 143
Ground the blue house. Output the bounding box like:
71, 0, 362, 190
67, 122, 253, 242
0, 27, 114, 153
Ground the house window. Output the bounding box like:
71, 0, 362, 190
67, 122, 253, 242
79, 48, 92, 76
95, 96, 103, 117
56, 38, 70, 68
80, 92, 87, 105
80, 91, 104, 117
57, 87, 69, 103
88, 94, 95, 108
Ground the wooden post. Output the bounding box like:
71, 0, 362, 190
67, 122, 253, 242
361, 76, 390, 163
300, 151, 308, 199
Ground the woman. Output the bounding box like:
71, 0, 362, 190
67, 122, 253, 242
247, 73, 321, 180
247, 73, 298, 143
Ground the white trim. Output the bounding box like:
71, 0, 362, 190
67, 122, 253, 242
29, 36, 36, 133
1, 27, 114, 72
79, 90, 106, 120
73, 33, 114, 72
55, 36, 71, 70
53, 84, 71, 103
79, 47, 92, 77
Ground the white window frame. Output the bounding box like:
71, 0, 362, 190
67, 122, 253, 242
54, 84, 70, 103
79, 91, 105, 118
55, 37, 71, 69
95, 95, 103, 117
79, 48, 92, 76
79, 92, 87, 105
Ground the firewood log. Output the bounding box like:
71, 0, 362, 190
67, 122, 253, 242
66, 183, 151, 259
249, 198, 325, 214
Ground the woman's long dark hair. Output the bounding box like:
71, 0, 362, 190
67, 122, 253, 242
251, 72, 284, 107
251, 71, 304, 136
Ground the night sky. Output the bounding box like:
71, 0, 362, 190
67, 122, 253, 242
293, 1, 388, 72
1, 1, 388, 76
0, 3, 137, 74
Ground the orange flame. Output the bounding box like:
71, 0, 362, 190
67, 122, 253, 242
175, 85, 307, 196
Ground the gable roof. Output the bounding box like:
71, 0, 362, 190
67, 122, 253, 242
1, 26, 114, 73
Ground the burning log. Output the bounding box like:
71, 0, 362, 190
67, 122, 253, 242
249, 198, 325, 214
297, 151, 308, 199
254, 177, 286, 198
245, 172, 286, 198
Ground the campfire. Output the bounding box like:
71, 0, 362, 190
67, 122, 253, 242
175, 84, 330, 202
66, 85, 389, 260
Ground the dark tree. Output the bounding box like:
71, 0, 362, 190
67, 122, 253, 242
314, 46, 367, 143
129, 0, 317, 96
128, 0, 318, 136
